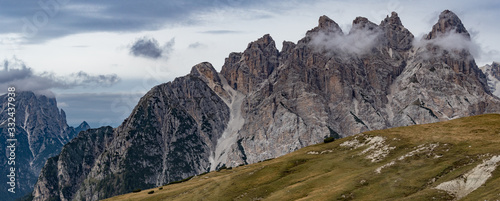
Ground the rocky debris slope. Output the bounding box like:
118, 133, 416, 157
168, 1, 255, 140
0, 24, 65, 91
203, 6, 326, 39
435, 155, 500, 200
0, 91, 87, 201
32, 10, 500, 201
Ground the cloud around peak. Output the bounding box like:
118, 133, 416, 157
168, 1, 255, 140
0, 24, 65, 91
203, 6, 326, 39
308, 21, 383, 56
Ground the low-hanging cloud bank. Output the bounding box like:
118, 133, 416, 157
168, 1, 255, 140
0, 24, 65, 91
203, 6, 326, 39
0, 57, 120, 95
413, 30, 481, 59
309, 26, 383, 56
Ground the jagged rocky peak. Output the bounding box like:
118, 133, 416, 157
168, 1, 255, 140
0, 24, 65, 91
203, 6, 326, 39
75, 121, 91, 133
490, 62, 500, 80
318, 15, 342, 33
191, 62, 229, 100
379, 11, 414, 51
190, 62, 221, 84
381, 12, 403, 26
244, 34, 279, 76
221, 34, 279, 94
306, 15, 343, 36
247, 34, 275, 49
350, 16, 379, 33
282, 40, 296, 52
426, 10, 470, 40
279, 40, 297, 63
481, 62, 500, 97
0, 91, 78, 200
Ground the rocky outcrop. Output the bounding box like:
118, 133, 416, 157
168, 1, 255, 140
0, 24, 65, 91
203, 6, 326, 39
0, 92, 84, 201
220, 34, 279, 94
32, 126, 113, 201
491, 62, 500, 81
481, 62, 500, 97
32, 10, 500, 201
379, 12, 413, 51
389, 10, 498, 126
425, 10, 470, 40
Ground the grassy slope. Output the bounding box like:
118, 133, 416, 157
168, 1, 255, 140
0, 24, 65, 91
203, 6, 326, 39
104, 114, 500, 201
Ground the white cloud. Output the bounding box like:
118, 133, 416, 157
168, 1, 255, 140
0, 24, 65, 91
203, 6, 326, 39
309, 26, 383, 56
413, 31, 481, 60
0, 57, 120, 94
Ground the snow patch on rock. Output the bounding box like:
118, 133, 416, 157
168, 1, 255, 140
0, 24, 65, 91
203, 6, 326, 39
435, 155, 500, 200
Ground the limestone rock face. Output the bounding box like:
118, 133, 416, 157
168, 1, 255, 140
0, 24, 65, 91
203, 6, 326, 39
309, 15, 343, 35
380, 12, 414, 51
221, 34, 279, 94
191, 62, 230, 100
32, 126, 113, 201
491, 62, 500, 81
0, 92, 82, 201
481, 62, 500, 97
426, 10, 470, 39
217, 10, 499, 165
33, 10, 500, 201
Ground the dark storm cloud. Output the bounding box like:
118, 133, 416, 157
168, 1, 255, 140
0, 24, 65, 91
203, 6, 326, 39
130, 37, 162, 59
0, 0, 271, 44
129, 37, 175, 59
0, 58, 120, 93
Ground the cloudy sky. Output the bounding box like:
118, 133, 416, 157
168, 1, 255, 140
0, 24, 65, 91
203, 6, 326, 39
1, 0, 499, 127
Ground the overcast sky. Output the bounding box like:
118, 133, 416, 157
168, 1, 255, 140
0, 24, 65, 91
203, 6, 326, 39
1, 0, 499, 127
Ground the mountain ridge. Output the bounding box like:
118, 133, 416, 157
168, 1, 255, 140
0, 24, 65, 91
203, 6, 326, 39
0, 91, 89, 201
32, 10, 500, 201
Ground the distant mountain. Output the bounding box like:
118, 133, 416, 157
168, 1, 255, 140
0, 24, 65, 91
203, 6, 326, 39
32, 10, 500, 201
104, 114, 500, 201
480, 62, 500, 98
0, 91, 88, 201
75, 121, 91, 134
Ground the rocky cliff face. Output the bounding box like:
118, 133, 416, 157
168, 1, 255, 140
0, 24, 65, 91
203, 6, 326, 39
220, 34, 279, 94
32, 10, 500, 201
481, 62, 500, 98
32, 126, 113, 201
0, 92, 87, 201
33, 67, 231, 200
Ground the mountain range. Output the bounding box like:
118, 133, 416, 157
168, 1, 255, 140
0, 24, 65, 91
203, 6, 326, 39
30, 10, 500, 200
0, 92, 90, 201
